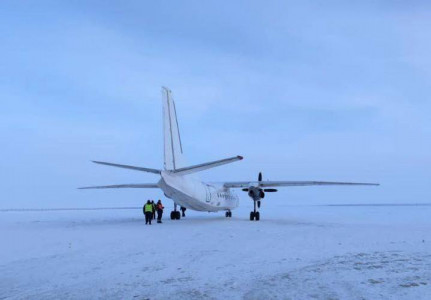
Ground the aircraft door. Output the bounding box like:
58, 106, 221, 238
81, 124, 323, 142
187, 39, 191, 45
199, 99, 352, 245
205, 185, 211, 203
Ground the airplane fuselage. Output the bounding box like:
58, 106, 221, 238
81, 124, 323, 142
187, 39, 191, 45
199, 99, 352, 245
158, 171, 239, 212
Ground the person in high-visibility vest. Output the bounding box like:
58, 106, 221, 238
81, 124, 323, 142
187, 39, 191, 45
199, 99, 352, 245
143, 200, 154, 225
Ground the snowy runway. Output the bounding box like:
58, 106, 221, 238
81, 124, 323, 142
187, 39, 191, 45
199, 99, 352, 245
1, 204, 430, 299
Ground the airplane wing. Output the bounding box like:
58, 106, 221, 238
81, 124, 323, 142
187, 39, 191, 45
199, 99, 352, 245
78, 183, 159, 189
223, 181, 379, 188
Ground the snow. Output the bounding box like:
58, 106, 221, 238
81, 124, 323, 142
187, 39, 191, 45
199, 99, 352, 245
1, 202, 430, 299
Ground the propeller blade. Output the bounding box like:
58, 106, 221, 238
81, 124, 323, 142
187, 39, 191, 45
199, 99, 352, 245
258, 172, 262, 182
263, 188, 278, 192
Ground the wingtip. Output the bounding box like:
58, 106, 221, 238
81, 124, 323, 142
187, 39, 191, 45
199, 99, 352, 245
237, 155, 244, 160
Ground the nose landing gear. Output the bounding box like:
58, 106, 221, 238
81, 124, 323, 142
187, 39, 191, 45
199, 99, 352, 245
225, 210, 232, 218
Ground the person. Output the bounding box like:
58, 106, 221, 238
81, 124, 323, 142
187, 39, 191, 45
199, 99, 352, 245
180, 206, 187, 217
151, 200, 156, 220
156, 200, 164, 223
144, 200, 154, 225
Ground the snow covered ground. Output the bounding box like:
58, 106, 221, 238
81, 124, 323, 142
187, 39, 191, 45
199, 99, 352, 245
1, 202, 430, 299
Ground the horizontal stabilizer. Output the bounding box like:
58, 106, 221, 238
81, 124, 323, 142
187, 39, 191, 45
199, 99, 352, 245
223, 181, 379, 188
79, 183, 159, 189
172, 155, 243, 175
92, 161, 161, 174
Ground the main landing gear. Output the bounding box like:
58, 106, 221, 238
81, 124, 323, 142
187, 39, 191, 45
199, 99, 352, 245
180, 206, 186, 217
250, 200, 260, 221
225, 210, 232, 218
170, 203, 181, 220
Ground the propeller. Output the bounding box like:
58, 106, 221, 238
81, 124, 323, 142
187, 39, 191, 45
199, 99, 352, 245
242, 172, 262, 192
243, 172, 277, 212
242, 172, 277, 194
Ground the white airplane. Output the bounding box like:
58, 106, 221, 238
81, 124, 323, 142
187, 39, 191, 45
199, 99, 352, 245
80, 87, 379, 221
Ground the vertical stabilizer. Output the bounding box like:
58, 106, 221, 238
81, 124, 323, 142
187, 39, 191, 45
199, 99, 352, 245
162, 87, 186, 170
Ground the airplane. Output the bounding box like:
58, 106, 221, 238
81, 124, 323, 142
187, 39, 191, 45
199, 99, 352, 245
79, 87, 379, 221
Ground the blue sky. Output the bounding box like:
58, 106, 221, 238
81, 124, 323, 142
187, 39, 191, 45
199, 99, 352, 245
1, 1, 430, 208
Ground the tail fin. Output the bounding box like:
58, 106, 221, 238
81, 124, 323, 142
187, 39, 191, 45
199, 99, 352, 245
162, 87, 186, 170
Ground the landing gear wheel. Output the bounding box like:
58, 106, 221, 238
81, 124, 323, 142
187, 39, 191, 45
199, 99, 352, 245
229, 211, 232, 217
225, 211, 229, 218
171, 211, 181, 220
250, 211, 260, 221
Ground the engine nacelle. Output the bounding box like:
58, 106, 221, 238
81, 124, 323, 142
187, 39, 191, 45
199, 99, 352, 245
247, 187, 264, 200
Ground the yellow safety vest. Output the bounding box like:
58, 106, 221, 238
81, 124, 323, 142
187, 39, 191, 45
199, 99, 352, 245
144, 204, 153, 213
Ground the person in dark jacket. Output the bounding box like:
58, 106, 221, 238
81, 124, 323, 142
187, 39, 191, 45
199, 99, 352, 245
144, 200, 154, 225
151, 200, 156, 220
156, 200, 164, 223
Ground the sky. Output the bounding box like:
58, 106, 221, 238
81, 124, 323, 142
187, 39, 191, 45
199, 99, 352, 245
1, 1, 430, 209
